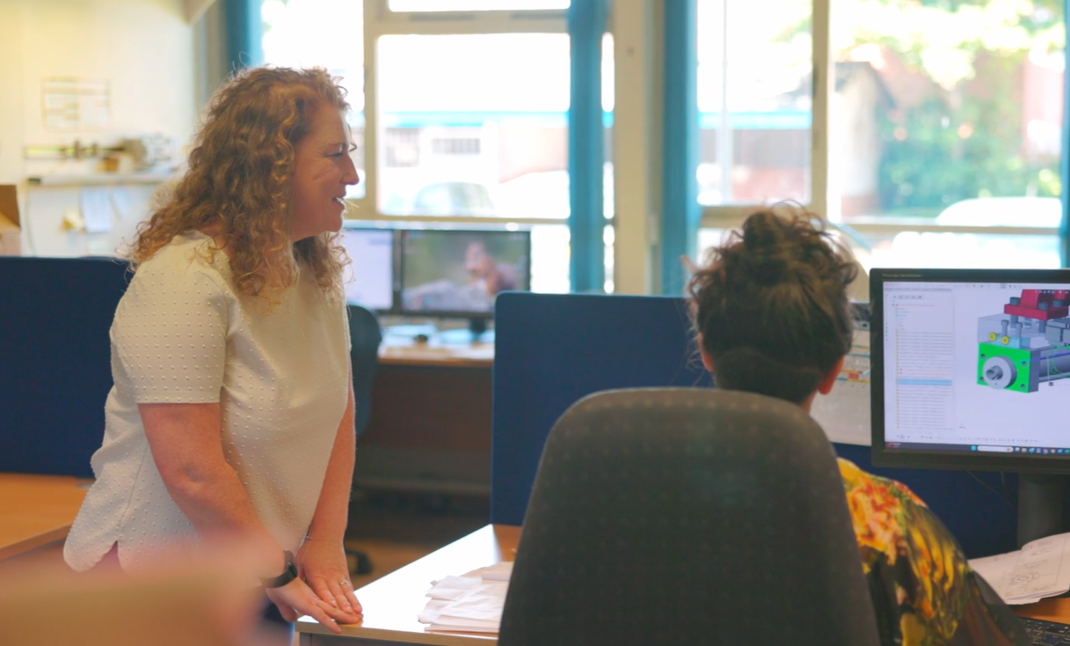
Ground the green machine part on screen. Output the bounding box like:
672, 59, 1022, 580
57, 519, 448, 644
977, 289, 1070, 393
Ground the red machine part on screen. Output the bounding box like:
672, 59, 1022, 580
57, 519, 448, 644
978, 289, 1070, 393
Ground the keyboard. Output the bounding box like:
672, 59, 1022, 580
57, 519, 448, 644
1022, 617, 1070, 645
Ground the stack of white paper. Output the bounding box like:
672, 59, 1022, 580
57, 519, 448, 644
969, 532, 1070, 605
417, 563, 513, 634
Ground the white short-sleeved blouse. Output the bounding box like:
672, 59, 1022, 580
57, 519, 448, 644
64, 231, 350, 572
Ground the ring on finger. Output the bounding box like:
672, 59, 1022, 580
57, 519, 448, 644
339, 579, 350, 588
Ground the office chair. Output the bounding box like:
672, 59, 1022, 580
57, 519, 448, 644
498, 388, 880, 646
348, 304, 383, 437
346, 304, 383, 576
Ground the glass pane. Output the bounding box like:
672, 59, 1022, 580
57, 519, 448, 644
867, 232, 1061, 269
261, 0, 366, 199
377, 34, 570, 218
696, 0, 813, 205
531, 224, 570, 293
832, 0, 1065, 266
390, 0, 568, 10
697, 228, 728, 263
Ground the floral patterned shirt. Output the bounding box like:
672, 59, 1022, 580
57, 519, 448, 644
838, 458, 1029, 646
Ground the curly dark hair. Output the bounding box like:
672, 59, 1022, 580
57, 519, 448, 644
128, 66, 350, 304
688, 205, 858, 403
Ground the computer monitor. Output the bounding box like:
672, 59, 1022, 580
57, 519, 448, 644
338, 226, 395, 311
399, 228, 531, 335
871, 267, 1070, 546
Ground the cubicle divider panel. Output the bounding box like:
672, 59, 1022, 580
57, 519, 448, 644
0, 257, 129, 477
491, 291, 1021, 558
491, 292, 711, 526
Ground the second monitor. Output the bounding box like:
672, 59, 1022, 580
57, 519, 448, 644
339, 227, 395, 311
400, 228, 531, 336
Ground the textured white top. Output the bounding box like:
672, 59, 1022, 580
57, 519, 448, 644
64, 231, 350, 572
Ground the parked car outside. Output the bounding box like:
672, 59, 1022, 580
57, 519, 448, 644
883, 197, 1063, 269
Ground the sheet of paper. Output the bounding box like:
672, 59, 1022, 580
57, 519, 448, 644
811, 329, 871, 446
80, 186, 113, 233
421, 581, 508, 633
969, 532, 1070, 604
110, 185, 133, 220
425, 575, 481, 600
420, 565, 511, 634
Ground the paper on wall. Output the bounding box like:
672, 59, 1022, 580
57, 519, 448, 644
80, 186, 113, 233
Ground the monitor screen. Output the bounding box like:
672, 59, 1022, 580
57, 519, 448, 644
399, 229, 531, 317
338, 227, 394, 311
871, 268, 1070, 474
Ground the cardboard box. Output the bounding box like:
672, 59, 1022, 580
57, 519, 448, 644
0, 185, 21, 255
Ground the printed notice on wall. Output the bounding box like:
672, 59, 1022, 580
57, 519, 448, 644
42, 77, 111, 131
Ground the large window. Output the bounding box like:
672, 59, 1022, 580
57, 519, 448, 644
696, 0, 813, 207
831, 0, 1065, 269
375, 33, 569, 219
697, 0, 1066, 272
261, 1, 1067, 294
262, 0, 366, 199
262, 0, 580, 293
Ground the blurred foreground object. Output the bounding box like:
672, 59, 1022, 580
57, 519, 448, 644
0, 552, 271, 646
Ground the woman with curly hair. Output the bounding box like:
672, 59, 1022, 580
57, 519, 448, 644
64, 66, 362, 636
689, 206, 1028, 646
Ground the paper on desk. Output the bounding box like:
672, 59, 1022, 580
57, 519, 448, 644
420, 580, 508, 633
425, 575, 482, 600
969, 532, 1070, 605
419, 564, 512, 634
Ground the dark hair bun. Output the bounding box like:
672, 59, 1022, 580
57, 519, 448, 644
687, 204, 857, 404
739, 212, 796, 284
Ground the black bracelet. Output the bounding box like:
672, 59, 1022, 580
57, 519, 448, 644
261, 550, 298, 589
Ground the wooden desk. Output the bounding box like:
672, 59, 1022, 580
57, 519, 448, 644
359, 338, 494, 496
298, 524, 519, 645
378, 338, 493, 369
0, 472, 88, 561
1017, 597, 1070, 624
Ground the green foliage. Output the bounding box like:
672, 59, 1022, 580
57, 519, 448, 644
877, 50, 1061, 210
878, 100, 1060, 210
818, 0, 1066, 212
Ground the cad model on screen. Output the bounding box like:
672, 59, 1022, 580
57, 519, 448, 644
977, 289, 1070, 393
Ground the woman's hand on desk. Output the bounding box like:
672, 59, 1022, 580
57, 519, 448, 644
296, 537, 364, 623
265, 576, 356, 634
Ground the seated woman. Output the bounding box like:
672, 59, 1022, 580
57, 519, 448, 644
688, 206, 1028, 646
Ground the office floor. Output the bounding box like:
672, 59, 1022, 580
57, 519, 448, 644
343, 490, 491, 589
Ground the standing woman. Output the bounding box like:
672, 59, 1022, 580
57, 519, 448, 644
64, 67, 363, 634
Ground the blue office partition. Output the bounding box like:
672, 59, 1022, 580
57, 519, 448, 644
0, 257, 130, 477
491, 291, 1020, 557
492, 292, 711, 526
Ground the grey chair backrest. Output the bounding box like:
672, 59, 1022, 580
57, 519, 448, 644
348, 304, 383, 437
498, 388, 880, 646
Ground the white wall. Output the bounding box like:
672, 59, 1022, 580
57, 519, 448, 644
0, 0, 200, 254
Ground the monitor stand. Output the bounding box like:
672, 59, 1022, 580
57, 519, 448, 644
467, 317, 493, 343
1017, 473, 1066, 547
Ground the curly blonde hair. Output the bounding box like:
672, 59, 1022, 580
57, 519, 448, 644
128, 66, 351, 303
